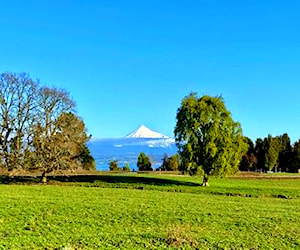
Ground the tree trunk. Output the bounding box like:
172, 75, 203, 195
41, 172, 47, 184
202, 174, 209, 187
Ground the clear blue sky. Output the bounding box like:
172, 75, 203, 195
1, 0, 300, 142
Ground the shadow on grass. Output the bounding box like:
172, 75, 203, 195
0, 174, 200, 187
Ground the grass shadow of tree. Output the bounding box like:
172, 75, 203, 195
0, 175, 39, 184
49, 175, 200, 187
0, 174, 200, 187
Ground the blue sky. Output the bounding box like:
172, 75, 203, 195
1, 0, 300, 141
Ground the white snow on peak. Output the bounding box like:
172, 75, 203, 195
125, 125, 171, 139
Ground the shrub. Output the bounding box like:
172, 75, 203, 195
109, 160, 119, 171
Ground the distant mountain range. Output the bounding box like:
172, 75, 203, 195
88, 125, 177, 170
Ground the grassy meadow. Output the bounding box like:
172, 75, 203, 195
0, 173, 299, 249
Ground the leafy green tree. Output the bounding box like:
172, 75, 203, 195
278, 133, 292, 172
291, 140, 300, 173
168, 155, 180, 171
160, 154, 180, 171
264, 135, 280, 172
109, 160, 119, 171
254, 138, 266, 171
174, 93, 247, 186
255, 134, 293, 173
122, 163, 131, 172
137, 152, 152, 171
160, 154, 169, 171
239, 137, 257, 171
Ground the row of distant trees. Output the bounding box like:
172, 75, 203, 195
0, 72, 95, 181
108, 133, 300, 174
108, 152, 180, 172
109, 160, 131, 171
241, 134, 300, 173
160, 132, 300, 173
109, 152, 153, 171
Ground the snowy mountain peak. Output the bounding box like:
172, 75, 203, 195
125, 125, 170, 139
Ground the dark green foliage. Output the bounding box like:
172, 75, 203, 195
109, 160, 119, 171
278, 133, 293, 172
122, 163, 131, 172
137, 152, 152, 171
239, 137, 257, 171
168, 155, 180, 171
78, 145, 96, 170
253, 134, 300, 173
159, 154, 180, 171
255, 138, 265, 171
160, 154, 169, 171
264, 135, 280, 172
175, 93, 247, 185
291, 140, 300, 173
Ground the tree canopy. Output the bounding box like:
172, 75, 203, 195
251, 133, 298, 173
174, 93, 247, 186
109, 160, 119, 171
137, 152, 152, 171
160, 154, 179, 171
239, 137, 257, 171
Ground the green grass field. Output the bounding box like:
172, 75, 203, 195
0, 174, 299, 249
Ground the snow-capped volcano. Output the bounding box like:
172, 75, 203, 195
125, 125, 171, 139
88, 125, 177, 170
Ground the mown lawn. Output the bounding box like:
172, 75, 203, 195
0, 175, 299, 249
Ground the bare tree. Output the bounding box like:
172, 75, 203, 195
36, 87, 75, 134
0, 73, 39, 170
33, 88, 80, 182
0, 73, 94, 179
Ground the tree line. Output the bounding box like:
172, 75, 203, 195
122, 131, 300, 174
240, 134, 300, 173
108, 152, 178, 172
0, 72, 95, 181
108, 152, 154, 172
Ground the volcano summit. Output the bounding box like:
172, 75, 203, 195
125, 125, 171, 139
88, 125, 176, 170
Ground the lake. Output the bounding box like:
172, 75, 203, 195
87, 138, 177, 171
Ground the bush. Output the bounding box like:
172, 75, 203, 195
122, 163, 131, 172
109, 160, 119, 171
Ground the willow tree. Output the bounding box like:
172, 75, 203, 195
174, 93, 247, 186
